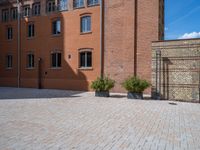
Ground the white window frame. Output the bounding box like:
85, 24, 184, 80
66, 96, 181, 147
81, 16, 91, 33
74, 0, 84, 8
87, 0, 99, 6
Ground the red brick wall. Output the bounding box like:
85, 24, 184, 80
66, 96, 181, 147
104, 0, 162, 93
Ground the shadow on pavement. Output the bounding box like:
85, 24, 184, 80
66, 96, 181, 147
0, 87, 84, 100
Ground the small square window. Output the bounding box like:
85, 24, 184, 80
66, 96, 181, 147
59, 0, 68, 11
88, 0, 99, 6
73, 0, 84, 8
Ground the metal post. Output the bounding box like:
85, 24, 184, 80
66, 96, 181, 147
155, 51, 158, 95
100, 0, 103, 78
17, 0, 21, 88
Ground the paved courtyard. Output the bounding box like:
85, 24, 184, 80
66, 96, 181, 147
0, 87, 200, 150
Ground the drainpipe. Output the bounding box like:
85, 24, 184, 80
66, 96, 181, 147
134, 0, 138, 76
100, 0, 104, 78
17, 0, 21, 88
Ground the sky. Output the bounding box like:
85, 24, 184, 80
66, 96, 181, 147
165, 0, 200, 40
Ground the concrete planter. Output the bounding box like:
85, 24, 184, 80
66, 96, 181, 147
127, 92, 143, 99
95, 91, 110, 97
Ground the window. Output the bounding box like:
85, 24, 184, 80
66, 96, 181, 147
11, 8, 18, 20
73, 0, 84, 8
6, 55, 13, 68
88, 0, 99, 6
2, 9, 9, 22
27, 54, 35, 68
23, 5, 30, 17
32, 3, 41, 16
52, 19, 61, 35
51, 52, 61, 68
7, 27, 13, 40
47, 0, 56, 13
81, 16, 91, 33
79, 51, 92, 68
59, 0, 68, 11
28, 23, 35, 37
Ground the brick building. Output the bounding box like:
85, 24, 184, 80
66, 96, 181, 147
0, 0, 164, 92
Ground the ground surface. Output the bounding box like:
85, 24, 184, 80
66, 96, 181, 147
0, 87, 200, 150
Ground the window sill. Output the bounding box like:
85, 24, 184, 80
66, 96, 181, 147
27, 37, 35, 40
73, 6, 85, 10
87, 4, 100, 7
51, 34, 61, 37
58, 9, 68, 12
80, 31, 92, 35
5, 67, 13, 70
7, 39, 13, 42
50, 67, 62, 70
78, 67, 93, 70
26, 67, 35, 70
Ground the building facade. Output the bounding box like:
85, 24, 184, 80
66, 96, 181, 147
0, 0, 164, 92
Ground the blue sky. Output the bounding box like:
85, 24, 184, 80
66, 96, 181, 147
165, 0, 200, 40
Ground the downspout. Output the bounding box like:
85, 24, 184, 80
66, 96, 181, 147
17, 0, 21, 88
134, 0, 138, 76
100, 0, 104, 78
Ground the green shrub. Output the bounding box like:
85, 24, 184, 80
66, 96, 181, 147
122, 76, 150, 93
91, 77, 115, 92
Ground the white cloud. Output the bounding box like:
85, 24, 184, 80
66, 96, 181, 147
178, 32, 200, 39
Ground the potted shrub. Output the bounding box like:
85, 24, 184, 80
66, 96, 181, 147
91, 77, 115, 97
122, 76, 150, 99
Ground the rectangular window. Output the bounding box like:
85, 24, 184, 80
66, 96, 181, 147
52, 19, 61, 35
27, 54, 34, 68
6, 55, 13, 68
88, 0, 99, 6
81, 16, 91, 33
28, 23, 35, 37
11, 8, 18, 20
32, 3, 41, 16
73, 0, 84, 8
47, 0, 56, 13
23, 5, 30, 17
51, 52, 61, 68
80, 51, 92, 68
2, 9, 9, 22
7, 27, 13, 40
59, 0, 68, 11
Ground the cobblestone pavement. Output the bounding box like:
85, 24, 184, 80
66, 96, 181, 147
0, 87, 200, 150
